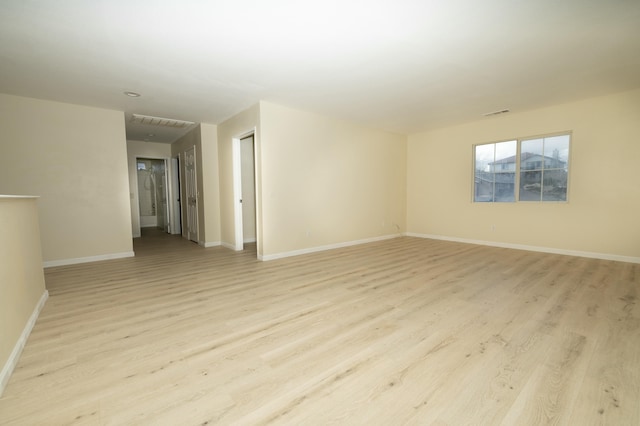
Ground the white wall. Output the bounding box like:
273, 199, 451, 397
0, 93, 133, 265
258, 101, 407, 258
407, 89, 640, 261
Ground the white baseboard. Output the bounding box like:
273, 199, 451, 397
0, 290, 48, 397
221, 242, 239, 251
217, 240, 255, 251
243, 238, 257, 243
43, 251, 135, 268
259, 233, 402, 261
201, 241, 221, 248
405, 232, 640, 264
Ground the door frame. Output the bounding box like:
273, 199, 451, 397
232, 129, 257, 252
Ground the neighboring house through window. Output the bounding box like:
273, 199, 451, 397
474, 140, 516, 202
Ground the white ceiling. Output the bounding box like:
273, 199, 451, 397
1, 0, 639, 143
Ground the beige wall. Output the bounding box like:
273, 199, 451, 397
200, 123, 221, 246
0, 197, 47, 395
172, 124, 221, 245
259, 101, 407, 258
3, 88, 631, 267
407, 89, 640, 260
0, 94, 133, 265
217, 104, 260, 251
126, 140, 172, 237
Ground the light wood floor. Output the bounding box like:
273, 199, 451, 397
1, 231, 639, 425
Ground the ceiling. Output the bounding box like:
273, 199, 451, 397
1, 0, 639, 143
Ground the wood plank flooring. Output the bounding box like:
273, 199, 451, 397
1, 231, 639, 425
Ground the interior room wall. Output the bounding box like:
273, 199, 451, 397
0, 197, 47, 396
0, 93, 133, 265
199, 123, 221, 246
126, 140, 172, 237
406, 88, 640, 261
258, 101, 407, 259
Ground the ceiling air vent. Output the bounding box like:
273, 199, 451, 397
131, 114, 195, 128
482, 109, 510, 117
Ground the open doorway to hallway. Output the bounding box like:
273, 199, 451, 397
240, 134, 256, 245
136, 158, 169, 233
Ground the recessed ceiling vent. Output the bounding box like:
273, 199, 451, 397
482, 109, 510, 117
131, 114, 195, 128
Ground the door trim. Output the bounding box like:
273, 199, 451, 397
232, 138, 243, 251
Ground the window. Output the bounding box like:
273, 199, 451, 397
519, 135, 570, 201
473, 133, 570, 202
474, 140, 517, 202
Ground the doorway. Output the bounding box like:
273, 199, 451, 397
241, 135, 256, 244
170, 155, 182, 236
184, 146, 199, 242
232, 132, 257, 252
136, 158, 169, 232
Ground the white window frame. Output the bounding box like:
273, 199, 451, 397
472, 131, 571, 203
